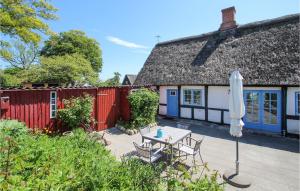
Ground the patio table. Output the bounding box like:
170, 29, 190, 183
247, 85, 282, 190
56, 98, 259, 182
142, 126, 192, 162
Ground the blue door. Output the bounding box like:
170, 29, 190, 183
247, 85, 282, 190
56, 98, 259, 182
244, 90, 281, 133
167, 89, 178, 117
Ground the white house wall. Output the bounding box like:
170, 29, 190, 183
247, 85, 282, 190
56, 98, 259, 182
159, 86, 178, 104
286, 87, 300, 134
194, 109, 205, 120
181, 107, 192, 118
158, 85, 299, 135
286, 87, 300, 115
159, 86, 178, 115
208, 86, 229, 109
208, 110, 221, 123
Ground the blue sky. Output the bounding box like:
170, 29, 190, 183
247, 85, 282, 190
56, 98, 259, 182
1, 0, 299, 80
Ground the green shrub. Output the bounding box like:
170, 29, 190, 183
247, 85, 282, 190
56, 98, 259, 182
0, 119, 223, 191
127, 88, 159, 128
57, 94, 95, 130
0, 119, 27, 138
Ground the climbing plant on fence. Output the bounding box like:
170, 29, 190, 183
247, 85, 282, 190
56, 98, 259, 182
57, 94, 95, 131
127, 88, 159, 128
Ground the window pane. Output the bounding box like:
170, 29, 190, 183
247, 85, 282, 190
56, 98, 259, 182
264, 93, 270, 101
271, 93, 277, 101
193, 90, 201, 105
51, 105, 56, 111
184, 90, 191, 104
245, 92, 259, 123
263, 108, 270, 124
51, 111, 56, 117
271, 100, 277, 109
51, 92, 56, 98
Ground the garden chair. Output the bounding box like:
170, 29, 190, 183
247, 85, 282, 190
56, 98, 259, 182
133, 142, 164, 164
177, 136, 205, 167
139, 126, 157, 147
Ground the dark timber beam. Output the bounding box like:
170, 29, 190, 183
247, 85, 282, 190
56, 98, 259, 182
281, 86, 287, 136
205, 85, 208, 121
178, 85, 181, 118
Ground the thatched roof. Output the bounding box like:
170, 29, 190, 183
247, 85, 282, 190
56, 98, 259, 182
135, 14, 300, 86
122, 74, 137, 85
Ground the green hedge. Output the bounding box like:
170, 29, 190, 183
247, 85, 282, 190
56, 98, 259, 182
127, 88, 159, 128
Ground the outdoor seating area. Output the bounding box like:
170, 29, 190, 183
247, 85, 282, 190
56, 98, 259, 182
134, 124, 204, 166
106, 118, 299, 191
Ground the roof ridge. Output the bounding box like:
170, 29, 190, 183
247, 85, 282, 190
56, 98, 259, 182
156, 13, 299, 46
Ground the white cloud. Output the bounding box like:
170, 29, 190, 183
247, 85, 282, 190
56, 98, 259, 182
106, 36, 148, 49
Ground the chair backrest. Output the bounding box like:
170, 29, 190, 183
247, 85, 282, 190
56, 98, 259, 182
139, 126, 151, 136
133, 142, 150, 158
194, 137, 204, 152
177, 123, 189, 129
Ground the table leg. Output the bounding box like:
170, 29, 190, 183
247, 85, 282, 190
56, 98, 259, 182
142, 137, 144, 143
189, 133, 192, 146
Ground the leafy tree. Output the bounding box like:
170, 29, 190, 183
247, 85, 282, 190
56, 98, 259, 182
0, 41, 39, 69
41, 30, 103, 72
23, 54, 98, 86
0, 68, 23, 87
105, 72, 121, 86
96, 72, 121, 87
0, 0, 58, 45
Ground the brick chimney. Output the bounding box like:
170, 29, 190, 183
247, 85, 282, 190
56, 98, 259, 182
220, 6, 237, 31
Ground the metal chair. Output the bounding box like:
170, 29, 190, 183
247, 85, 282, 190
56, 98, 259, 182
139, 126, 158, 147
133, 142, 164, 163
177, 136, 204, 167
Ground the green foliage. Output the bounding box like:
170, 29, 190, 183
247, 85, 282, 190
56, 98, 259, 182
0, 0, 58, 45
0, 120, 27, 138
128, 88, 159, 128
0, 41, 39, 69
96, 72, 121, 87
57, 94, 95, 130
41, 30, 103, 72
0, 119, 223, 190
0, 123, 161, 190
23, 53, 98, 86
0, 67, 25, 87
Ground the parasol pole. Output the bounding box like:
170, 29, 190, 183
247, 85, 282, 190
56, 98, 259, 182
236, 137, 239, 175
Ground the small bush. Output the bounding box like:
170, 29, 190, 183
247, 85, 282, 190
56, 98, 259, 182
57, 94, 95, 130
0, 120, 223, 190
0, 120, 27, 138
127, 88, 159, 128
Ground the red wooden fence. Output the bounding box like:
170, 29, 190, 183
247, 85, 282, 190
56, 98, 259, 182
0, 87, 132, 131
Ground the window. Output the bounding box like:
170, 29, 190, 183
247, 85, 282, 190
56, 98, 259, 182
296, 92, 300, 115
50, 91, 57, 118
193, 90, 202, 105
170, 90, 176, 96
183, 90, 192, 104
183, 89, 203, 106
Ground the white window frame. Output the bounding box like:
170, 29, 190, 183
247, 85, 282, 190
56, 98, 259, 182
183, 89, 192, 105
182, 89, 204, 106
50, 91, 57, 118
296, 91, 300, 115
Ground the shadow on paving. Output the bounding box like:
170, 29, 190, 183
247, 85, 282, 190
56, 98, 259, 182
158, 118, 299, 153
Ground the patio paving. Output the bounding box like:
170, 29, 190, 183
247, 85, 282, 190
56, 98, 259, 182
104, 118, 299, 191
